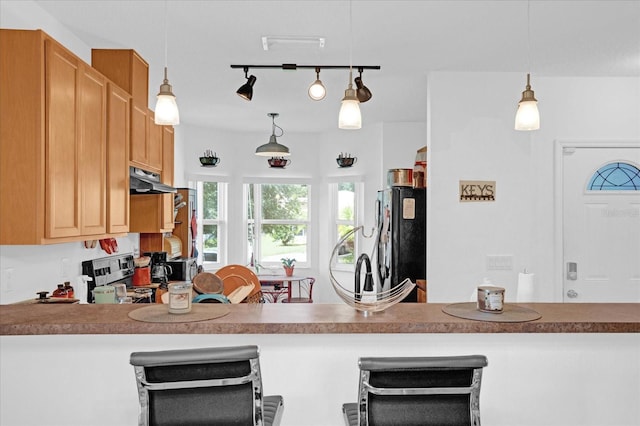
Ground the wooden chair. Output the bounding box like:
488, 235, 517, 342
130, 345, 284, 426
342, 355, 488, 426
282, 277, 315, 303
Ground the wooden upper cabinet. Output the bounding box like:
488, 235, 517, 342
107, 83, 131, 234
91, 49, 148, 105
79, 64, 107, 236
44, 38, 82, 239
129, 103, 150, 169
147, 110, 163, 171
0, 29, 111, 244
162, 125, 175, 186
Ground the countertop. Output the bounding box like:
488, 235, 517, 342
1, 302, 638, 335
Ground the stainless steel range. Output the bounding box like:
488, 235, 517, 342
81, 253, 134, 303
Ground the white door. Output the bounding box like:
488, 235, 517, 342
562, 145, 640, 302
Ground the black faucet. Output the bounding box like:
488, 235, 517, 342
355, 253, 374, 301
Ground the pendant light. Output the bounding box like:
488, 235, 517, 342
155, 1, 180, 125
515, 0, 539, 131
255, 113, 290, 157
338, 0, 361, 129
308, 67, 326, 101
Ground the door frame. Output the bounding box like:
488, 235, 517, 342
553, 139, 640, 301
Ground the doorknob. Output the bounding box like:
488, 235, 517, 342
566, 289, 578, 299
566, 262, 577, 280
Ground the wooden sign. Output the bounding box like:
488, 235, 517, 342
459, 180, 495, 202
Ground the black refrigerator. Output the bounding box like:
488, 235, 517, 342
376, 187, 426, 302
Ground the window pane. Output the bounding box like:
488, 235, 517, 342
338, 185, 355, 220
261, 184, 308, 220
203, 182, 218, 219
202, 224, 218, 262
336, 224, 355, 264
260, 224, 307, 263
587, 162, 640, 191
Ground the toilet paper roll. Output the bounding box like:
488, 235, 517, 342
517, 272, 535, 302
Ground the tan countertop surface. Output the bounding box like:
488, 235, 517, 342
1, 302, 638, 335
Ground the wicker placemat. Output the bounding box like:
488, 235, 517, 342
128, 304, 230, 323
442, 302, 541, 323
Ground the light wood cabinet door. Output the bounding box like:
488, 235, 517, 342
147, 110, 163, 171
79, 64, 107, 236
107, 83, 130, 234
162, 125, 174, 186
130, 102, 150, 169
45, 39, 81, 239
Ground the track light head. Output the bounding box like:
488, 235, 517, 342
237, 67, 256, 101
355, 68, 372, 103
308, 67, 326, 101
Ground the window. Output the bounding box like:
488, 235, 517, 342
197, 181, 226, 267
245, 183, 310, 268
587, 162, 640, 191
331, 181, 360, 270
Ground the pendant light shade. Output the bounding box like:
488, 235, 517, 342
339, 69, 361, 129
515, 73, 540, 131
308, 67, 326, 101
255, 113, 290, 157
514, 0, 540, 131
155, 67, 180, 125
154, 2, 179, 125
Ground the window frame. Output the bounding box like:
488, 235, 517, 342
330, 179, 364, 272
196, 180, 227, 269
244, 180, 312, 270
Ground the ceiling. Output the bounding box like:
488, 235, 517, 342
31, 0, 640, 133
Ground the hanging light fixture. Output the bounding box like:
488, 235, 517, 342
515, 0, 540, 131
338, 0, 361, 129
255, 113, 290, 157
237, 67, 257, 101
308, 67, 326, 101
354, 67, 372, 103
154, 1, 179, 125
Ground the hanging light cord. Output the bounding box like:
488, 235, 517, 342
526, 0, 531, 73
163, 1, 168, 69
348, 0, 353, 81
272, 117, 284, 137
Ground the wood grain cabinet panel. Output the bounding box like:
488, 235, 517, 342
106, 83, 130, 234
0, 29, 117, 244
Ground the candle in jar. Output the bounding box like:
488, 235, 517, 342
168, 282, 193, 314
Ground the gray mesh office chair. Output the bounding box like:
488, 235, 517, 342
130, 345, 284, 426
342, 355, 488, 426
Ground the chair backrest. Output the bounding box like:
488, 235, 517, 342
130, 345, 267, 426
285, 277, 315, 303
356, 355, 488, 426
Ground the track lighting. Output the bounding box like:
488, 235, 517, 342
255, 113, 290, 157
237, 67, 257, 101
308, 67, 326, 101
230, 64, 379, 105
354, 68, 372, 103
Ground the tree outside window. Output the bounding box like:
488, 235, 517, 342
246, 183, 309, 267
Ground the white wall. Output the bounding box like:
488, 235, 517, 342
427, 72, 640, 303
2, 333, 639, 426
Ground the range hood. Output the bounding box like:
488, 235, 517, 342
130, 167, 177, 194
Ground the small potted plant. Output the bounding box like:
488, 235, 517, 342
281, 258, 296, 277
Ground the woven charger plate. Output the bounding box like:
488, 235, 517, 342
128, 304, 230, 323
442, 302, 541, 323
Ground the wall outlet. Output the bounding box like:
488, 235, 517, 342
486, 255, 513, 271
